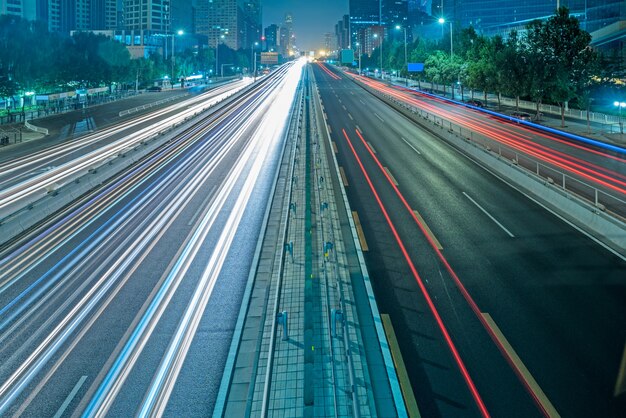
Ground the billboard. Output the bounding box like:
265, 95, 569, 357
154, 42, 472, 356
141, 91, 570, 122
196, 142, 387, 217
407, 63, 425, 72
261, 52, 279, 64
341, 49, 354, 65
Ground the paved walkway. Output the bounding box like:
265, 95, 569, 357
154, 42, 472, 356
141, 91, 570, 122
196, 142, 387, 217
214, 67, 405, 417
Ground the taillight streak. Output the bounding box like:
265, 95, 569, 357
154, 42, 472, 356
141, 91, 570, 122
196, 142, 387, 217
353, 128, 552, 418
342, 128, 491, 418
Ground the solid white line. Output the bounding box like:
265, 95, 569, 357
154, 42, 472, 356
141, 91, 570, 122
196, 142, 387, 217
463, 192, 515, 238
400, 136, 421, 155
374, 112, 385, 123
53, 375, 87, 418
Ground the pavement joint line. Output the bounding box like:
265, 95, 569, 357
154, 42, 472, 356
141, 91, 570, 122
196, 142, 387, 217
400, 136, 421, 155
481, 313, 561, 418
339, 167, 349, 187
381, 314, 421, 418
352, 211, 369, 251
384, 167, 399, 186
412, 210, 443, 250
462, 191, 515, 238
52, 375, 87, 418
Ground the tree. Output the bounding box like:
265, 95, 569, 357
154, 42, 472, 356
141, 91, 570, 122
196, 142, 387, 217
525, 7, 596, 126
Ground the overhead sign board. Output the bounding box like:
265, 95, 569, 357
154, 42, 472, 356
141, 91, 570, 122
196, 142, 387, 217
261, 52, 279, 64
408, 63, 425, 72
340, 49, 354, 65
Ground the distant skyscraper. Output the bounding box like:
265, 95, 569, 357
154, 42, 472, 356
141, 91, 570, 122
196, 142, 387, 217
335, 14, 350, 49
264, 23, 279, 51
283, 12, 295, 53
195, 0, 238, 49
349, 0, 380, 46
241, 0, 261, 48
124, 0, 170, 32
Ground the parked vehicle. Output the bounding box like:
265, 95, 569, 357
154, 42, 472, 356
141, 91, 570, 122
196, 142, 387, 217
146, 86, 162, 92
509, 111, 532, 121
466, 99, 484, 108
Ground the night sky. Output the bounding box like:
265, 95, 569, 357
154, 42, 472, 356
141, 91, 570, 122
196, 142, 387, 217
263, 0, 349, 51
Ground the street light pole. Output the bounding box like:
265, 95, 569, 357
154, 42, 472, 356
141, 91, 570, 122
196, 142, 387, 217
395, 25, 408, 86
355, 42, 361, 74
615, 101, 626, 134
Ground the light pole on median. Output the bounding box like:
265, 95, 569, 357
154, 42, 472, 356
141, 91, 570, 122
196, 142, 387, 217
614, 101, 626, 134
216, 34, 225, 78
172, 30, 184, 86
355, 42, 362, 74
395, 25, 408, 86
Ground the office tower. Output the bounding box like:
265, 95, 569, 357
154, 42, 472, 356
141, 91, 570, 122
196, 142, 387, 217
195, 0, 238, 49
335, 14, 350, 49
264, 23, 279, 51
349, 0, 380, 47
241, 0, 261, 48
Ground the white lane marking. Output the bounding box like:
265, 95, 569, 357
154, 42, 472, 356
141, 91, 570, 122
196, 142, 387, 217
367, 142, 377, 154
342, 105, 347, 110
359, 99, 366, 105
53, 375, 87, 418
374, 112, 385, 123
188, 185, 218, 226
400, 136, 421, 155
463, 192, 515, 238
348, 113, 353, 120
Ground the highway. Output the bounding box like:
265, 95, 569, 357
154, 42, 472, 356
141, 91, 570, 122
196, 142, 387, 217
0, 60, 304, 417
313, 62, 626, 417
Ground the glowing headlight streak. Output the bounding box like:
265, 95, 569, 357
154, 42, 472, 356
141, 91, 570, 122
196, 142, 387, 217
0, 80, 253, 218
0, 64, 300, 415
81, 60, 305, 418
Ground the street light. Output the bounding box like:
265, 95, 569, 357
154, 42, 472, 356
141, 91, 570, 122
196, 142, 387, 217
216, 34, 225, 78
373, 33, 383, 80
252, 41, 259, 79
438, 18, 453, 57
355, 42, 362, 74
172, 30, 184, 86
395, 25, 408, 85
614, 101, 626, 134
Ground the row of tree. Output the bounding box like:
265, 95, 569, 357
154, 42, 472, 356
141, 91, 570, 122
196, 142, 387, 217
0, 15, 253, 99
360, 8, 622, 124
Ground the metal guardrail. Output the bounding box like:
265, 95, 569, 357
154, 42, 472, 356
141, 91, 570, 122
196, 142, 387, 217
24, 120, 49, 135
400, 78, 621, 126
118, 93, 189, 117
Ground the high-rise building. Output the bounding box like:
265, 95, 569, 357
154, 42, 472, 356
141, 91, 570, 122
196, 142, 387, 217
283, 12, 295, 54
90, 0, 117, 30
123, 0, 170, 32
264, 23, 279, 51
335, 14, 350, 49
240, 0, 261, 48
195, 0, 238, 49
349, 0, 380, 47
